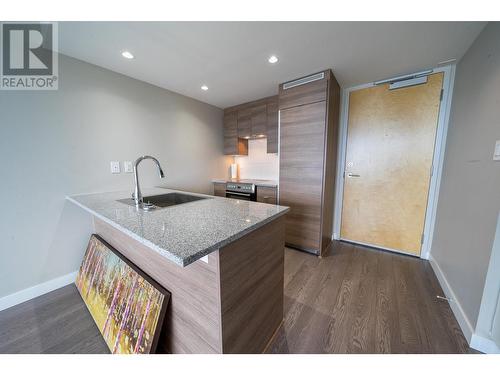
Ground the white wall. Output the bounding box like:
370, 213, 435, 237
234, 139, 279, 180
0, 54, 231, 300
472, 212, 500, 353
430, 22, 500, 339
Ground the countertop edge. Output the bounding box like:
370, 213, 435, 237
66, 196, 186, 266
211, 179, 278, 187
66, 195, 289, 268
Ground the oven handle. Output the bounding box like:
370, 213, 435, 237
226, 191, 251, 197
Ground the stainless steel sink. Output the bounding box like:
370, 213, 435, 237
118, 192, 208, 209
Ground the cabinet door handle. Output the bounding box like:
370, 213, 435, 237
347, 173, 360, 178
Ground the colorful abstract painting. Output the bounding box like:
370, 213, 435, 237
76, 235, 168, 354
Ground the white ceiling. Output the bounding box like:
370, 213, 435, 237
58, 22, 486, 108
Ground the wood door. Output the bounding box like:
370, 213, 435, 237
279, 101, 326, 253
341, 72, 444, 256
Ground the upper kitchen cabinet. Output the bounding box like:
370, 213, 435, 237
237, 107, 253, 139
278, 69, 340, 256
251, 104, 267, 136
223, 96, 279, 155
224, 111, 248, 155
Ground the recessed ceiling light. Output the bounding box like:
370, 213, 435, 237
268, 55, 279, 64
121, 51, 134, 59
201, 85, 208, 91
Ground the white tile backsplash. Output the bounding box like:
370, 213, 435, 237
234, 139, 279, 180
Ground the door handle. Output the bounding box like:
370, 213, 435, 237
346, 173, 360, 178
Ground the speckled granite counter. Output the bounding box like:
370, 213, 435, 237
67, 187, 289, 267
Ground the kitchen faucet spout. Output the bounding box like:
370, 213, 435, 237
133, 155, 165, 207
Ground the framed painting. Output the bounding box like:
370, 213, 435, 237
76, 234, 169, 354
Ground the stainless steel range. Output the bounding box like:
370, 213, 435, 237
225, 182, 257, 201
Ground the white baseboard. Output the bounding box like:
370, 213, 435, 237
429, 255, 474, 343
0, 270, 78, 312
470, 334, 500, 354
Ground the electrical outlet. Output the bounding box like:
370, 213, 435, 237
110, 161, 121, 174
124, 161, 133, 173
494, 140, 500, 161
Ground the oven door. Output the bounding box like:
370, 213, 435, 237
225, 191, 253, 201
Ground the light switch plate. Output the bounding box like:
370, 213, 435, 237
493, 140, 500, 161
110, 161, 121, 174
124, 161, 133, 173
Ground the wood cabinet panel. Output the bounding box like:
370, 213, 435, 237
237, 108, 252, 139
279, 101, 327, 253
278, 69, 340, 256
224, 112, 248, 155
256, 186, 277, 204
224, 96, 278, 154
223, 112, 238, 155
213, 183, 226, 197
251, 104, 267, 136
279, 76, 328, 110
94, 218, 222, 354
266, 101, 278, 154
219, 216, 284, 353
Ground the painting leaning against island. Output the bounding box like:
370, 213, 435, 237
76, 235, 169, 354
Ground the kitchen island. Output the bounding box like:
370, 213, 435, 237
68, 187, 289, 354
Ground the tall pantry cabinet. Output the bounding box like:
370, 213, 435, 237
278, 70, 340, 256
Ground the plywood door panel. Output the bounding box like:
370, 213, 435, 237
341, 73, 444, 255
279, 101, 326, 252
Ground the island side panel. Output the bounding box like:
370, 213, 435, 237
218, 216, 285, 353
93, 218, 223, 354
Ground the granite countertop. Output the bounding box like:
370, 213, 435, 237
67, 187, 289, 267
212, 178, 278, 187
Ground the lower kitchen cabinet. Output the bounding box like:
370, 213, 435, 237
213, 182, 226, 197
256, 186, 277, 204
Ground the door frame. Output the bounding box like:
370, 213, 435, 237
333, 64, 457, 259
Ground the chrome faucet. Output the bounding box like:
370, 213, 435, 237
133, 155, 165, 207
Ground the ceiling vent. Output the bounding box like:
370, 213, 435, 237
283, 72, 324, 90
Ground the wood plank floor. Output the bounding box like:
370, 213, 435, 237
267, 242, 471, 353
0, 242, 471, 354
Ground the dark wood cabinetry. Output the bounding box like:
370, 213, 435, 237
256, 186, 277, 204
278, 70, 340, 256
223, 96, 278, 155
213, 182, 226, 197
266, 101, 278, 153
236, 108, 252, 139
251, 104, 267, 136
224, 112, 248, 155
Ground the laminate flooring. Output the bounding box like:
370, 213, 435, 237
0, 242, 472, 354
